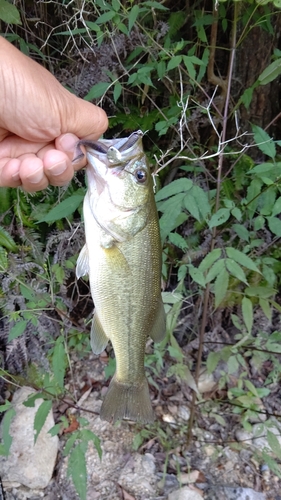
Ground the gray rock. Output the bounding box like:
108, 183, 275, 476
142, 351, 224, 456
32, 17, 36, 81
205, 486, 266, 500
177, 406, 190, 421
118, 452, 157, 495
0, 386, 58, 489
168, 486, 203, 500
235, 428, 253, 443
197, 370, 216, 393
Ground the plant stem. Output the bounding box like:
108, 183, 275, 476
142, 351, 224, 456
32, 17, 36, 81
186, 2, 238, 448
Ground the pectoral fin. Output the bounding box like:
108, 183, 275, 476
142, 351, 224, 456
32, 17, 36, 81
91, 312, 109, 354
150, 299, 166, 343
76, 244, 89, 279
104, 246, 132, 275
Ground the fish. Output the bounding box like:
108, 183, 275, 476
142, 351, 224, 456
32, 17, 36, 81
75, 130, 166, 424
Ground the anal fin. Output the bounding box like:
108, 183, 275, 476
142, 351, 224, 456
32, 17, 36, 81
76, 244, 89, 279
150, 299, 166, 343
91, 312, 109, 354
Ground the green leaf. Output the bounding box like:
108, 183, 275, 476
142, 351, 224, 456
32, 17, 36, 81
67, 441, 87, 500
37, 194, 84, 224
246, 178, 262, 219
142, 1, 169, 9
52, 337, 66, 391
254, 215, 265, 231
231, 313, 243, 331
8, 320, 27, 342
0, 225, 17, 252
0, 0, 21, 24
258, 59, 281, 86
214, 267, 229, 308
207, 351, 221, 373
227, 355, 239, 375
20, 284, 35, 301
63, 431, 79, 456
206, 259, 225, 283
198, 248, 222, 272
48, 423, 62, 437
231, 207, 242, 221
168, 232, 188, 251
267, 430, 281, 460
272, 196, 281, 216
0, 401, 12, 413
182, 56, 196, 80
84, 82, 111, 101
23, 392, 45, 408
259, 298, 272, 321
232, 224, 249, 242
242, 296, 253, 333
0, 408, 16, 456
157, 60, 166, 79
188, 265, 206, 287
96, 10, 116, 24
226, 259, 248, 284
159, 211, 188, 241
80, 429, 102, 459
245, 286, 275, 298
113, 81, 122, 103
0, 246, 8, 271
112, 0, 120, 11
167, 55, 182, 72
34, 399, 52, 444
252, 124, 276, 159
128, 4, 139, 32
267, 216, 281, 236
155, 178, 193, 201
239, 85, 255, 110
225, 247, 261, 274
184, 194, 200, 221
208, 208, 230, 228
104, 357, 116, 380
191, 185, 211, 218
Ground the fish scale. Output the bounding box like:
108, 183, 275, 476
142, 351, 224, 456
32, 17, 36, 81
76, 131, 166, 423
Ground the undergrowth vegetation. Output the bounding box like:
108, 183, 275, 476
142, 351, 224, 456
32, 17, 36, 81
1, 0, 281, 497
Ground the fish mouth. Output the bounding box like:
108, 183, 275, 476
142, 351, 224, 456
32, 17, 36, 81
74, 130, 144, 168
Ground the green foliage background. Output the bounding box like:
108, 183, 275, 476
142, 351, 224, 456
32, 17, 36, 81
1, 0, 281, 497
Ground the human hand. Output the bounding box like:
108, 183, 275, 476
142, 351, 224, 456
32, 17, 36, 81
0, 37, 108, 192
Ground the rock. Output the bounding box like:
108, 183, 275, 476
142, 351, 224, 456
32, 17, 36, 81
168, 486, 203, 500
163, 413, 177, 425
178, 405, 190, 421
235, 428, 253, 443
197, 370, 216, 393
178, 471, 200, 484
204, 445, 216, 457
118, 452, 157, 495
0, 386, 58, 489
205, 486, 266, 500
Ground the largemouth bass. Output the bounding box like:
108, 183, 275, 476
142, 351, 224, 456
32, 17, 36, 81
75, 130, 166, 424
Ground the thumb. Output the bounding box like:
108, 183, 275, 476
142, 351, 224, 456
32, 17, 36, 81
59, 92, 108, 140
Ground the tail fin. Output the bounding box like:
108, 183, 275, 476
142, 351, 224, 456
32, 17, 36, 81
100, 376, 154, 424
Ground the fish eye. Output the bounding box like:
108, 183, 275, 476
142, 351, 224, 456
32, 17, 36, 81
134, 169, 147, 183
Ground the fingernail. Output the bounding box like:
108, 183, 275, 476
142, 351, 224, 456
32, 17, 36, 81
48, 161, 68, 176
59, 133, 77, 152
27, 168, 44, 184
12, 172, 20, 182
